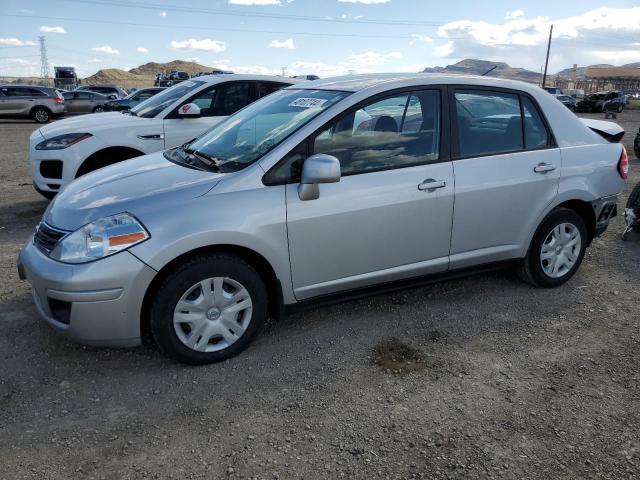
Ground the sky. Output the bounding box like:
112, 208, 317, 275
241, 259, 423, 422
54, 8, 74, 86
1, 0, 639, 79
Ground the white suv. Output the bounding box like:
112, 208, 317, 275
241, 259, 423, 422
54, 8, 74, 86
29, 75, 296, 198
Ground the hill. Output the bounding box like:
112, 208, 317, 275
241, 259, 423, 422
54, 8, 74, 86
129, 60, 222, 76
423, 59, 542, 83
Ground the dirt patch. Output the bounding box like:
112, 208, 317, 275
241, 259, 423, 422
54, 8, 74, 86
371, 337, 429, 375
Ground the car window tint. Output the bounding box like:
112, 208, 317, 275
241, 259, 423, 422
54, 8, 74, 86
2, 87, 27, 96
313, 89, 441, 176
455, 90, 523, 157
76, 92, 92, 100
62, 92, 75, 100
522, 96, 549, 149
211, 82, 251, 116
258, 82, 286, 98
189, 87, 217, 116
27, 88, 47, 96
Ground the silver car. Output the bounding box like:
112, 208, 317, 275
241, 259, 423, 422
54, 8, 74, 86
18, 74, 627, 364
62, 90, 115, 114
0, 85, 65, 123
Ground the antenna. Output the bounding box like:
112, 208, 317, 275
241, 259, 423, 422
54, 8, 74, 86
39, 36, 50, 82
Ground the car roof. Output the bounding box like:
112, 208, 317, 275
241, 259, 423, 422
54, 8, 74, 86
0, 84, 53, 89
192, 74, 300, 85
288, 73, 548, 95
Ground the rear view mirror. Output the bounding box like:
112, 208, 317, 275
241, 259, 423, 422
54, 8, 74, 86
298, 154, 341, 201
178, 103, 201, 118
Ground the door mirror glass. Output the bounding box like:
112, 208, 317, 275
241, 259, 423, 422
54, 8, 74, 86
178, 102, 201, 118
298, 154, 341, 201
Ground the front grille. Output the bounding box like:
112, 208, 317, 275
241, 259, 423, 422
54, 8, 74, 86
34, 222, 68, 255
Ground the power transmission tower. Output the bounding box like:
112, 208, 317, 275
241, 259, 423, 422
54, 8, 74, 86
39, 36, 51, 83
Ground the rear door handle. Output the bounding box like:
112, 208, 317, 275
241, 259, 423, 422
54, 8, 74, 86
533, 163, 556, 173
418, 179, 447, 191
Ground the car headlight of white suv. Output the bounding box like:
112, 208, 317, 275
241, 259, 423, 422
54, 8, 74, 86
35, 133, 93, 150
50, 213, 149, 264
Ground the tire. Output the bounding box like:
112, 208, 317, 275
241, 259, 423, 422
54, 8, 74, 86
627, 182, 640, 233
518, 208, 588, 288
33, 184, 56, 200
150, 253, 268, 365
634, 133, 640, 160
93, 106, 104, 113
32, 107, 50, 123
617, 104, 623, 113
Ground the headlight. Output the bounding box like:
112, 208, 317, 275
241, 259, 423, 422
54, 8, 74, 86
36, 133, 92, 150
50, 213, 149, 264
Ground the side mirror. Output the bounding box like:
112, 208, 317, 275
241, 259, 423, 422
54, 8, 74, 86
298, 154, 341, 201
178, 102, 201, 118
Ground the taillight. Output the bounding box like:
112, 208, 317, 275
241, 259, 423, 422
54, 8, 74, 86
618, 146, 629, 179
54, 96, 64, 104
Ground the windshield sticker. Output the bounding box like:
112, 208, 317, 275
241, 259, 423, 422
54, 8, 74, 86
288, 97, 328, 109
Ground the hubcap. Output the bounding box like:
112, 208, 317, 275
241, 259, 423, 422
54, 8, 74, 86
540, 223, 582, 279
35, 110, 48, 122
173, 277, 253, 353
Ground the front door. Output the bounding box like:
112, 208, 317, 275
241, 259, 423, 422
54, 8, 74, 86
285, 88, 454, 300
449, 88, 561, 269
163, 81, 253, 148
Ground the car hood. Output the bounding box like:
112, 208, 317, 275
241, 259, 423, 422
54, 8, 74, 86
38, 111, 145, 139
44, 151, 224, 230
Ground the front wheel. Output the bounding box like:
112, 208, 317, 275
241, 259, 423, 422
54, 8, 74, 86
93, 106, 104, 113
519, 208, 587, 288
617, 104, 623, 113
150, 253, 268, 365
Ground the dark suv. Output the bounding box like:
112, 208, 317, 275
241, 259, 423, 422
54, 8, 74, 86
576, 91, 625, 113
0, 85, 65, 123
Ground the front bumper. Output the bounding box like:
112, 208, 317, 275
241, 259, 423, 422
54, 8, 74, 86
17, 238, 157, 347
591, 194, 619, 237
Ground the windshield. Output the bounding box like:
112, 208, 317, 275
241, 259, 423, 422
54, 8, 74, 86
131, 80, 204, 118
181, 89, 350, 172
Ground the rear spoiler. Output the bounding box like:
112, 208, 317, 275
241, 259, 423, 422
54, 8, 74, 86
580, 118, 625, 143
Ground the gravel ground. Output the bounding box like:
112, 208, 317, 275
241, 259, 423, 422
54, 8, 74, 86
1, 112, 639, 480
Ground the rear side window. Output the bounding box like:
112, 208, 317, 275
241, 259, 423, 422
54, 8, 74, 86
1, 87, 27, 96
455, 90, 551, 157
211, 81, 251, 116
257, 82, 287, 98
455, 90, 523, 157
522, 96, 549, 149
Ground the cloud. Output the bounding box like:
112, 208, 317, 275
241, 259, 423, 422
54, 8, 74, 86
228, 0, 281, 4
347, 51, 402, 66
92, 45, 120, 54
435, 6, 640, 71
6, 58, 33, 65
337, 0, 390, 3
159, 11, 167, 17
137, 47, 149, 53
505, 10, 524, 20
410, 34, 433, 44
39, 26, 66, 34
0, 38, 36, 46
268, 38, 295, 49
184, 57, 201, 63
88, 58, 102, 63
170, 38, 227, 52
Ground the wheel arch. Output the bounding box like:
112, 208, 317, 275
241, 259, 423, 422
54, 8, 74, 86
555, 199, 596, 244
139, 244, 284, 343
29, 105, 52, 117
75, 146, 145, 178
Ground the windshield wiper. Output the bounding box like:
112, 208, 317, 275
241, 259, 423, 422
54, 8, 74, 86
183, 148, 222, 171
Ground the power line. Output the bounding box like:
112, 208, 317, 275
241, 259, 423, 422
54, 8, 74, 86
59, 0, 445, 27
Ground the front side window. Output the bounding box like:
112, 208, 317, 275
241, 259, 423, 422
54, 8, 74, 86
312, 89, 441, 176
2, 87, 27, 97
258, 81, 287, 98
455, 90, 523, 157
175, 89, 349, 173
131, 80, 205, 118
210, 82, 251, 116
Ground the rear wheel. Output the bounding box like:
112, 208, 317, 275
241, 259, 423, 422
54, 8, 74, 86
32, 107, 50, 123
617, 104, 623, 113
519, 208, 587, 287
627, 182, 640, 233
150, 253, 268, 365
93, 106, 104, 113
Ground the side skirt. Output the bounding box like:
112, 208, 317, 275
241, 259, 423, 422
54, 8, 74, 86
283, 258, 524, 315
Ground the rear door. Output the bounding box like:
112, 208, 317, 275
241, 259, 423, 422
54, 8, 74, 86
449, 87, 561, 269
163, 81, 252, 148
0, 87, 31, 115
283, 88, 454, 299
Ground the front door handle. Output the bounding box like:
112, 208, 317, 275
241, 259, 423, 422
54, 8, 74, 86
418, 178, 447, 191
533, 163, 556, 173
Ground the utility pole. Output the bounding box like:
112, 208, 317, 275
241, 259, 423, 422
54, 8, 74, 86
280, 66, 287, 77
542, 24, 553, 88
39, 36, 50, 84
